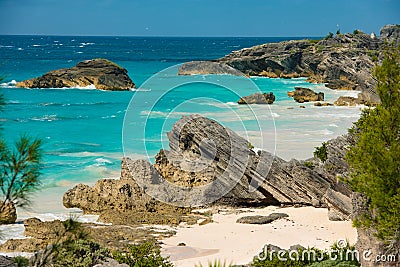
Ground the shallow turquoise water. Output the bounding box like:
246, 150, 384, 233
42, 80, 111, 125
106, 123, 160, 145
0, 36, 362, 215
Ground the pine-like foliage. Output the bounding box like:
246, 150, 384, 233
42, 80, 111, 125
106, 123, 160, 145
346, 45, 400, 244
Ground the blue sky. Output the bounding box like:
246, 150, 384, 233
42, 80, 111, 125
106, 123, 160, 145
0, 0, 399, 36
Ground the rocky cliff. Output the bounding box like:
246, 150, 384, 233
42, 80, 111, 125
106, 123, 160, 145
64, 115, 352, 223
15, 59, 135, 91
178, 25, 400, 105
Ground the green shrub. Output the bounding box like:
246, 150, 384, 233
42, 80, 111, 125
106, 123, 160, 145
113, 242, 173, 267
353, 29, 360, 35
251, 242, 360, 267
324, 32, 334, 40
313, 142, 328, 163
303, 161, 314, 169
345, 46, 400, 245
12, 256, 29, 267
53, 239, 109, 267
195, 259, 233, 267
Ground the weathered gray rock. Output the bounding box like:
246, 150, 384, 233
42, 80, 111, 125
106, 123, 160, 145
288, 87, 324, 103
94, 258, 129, 267
237, 92, 275, 104
380, 24, 400, 45
236, 213, 289, 224
0, 255, 16, 267
64, 115, 354, 222
16, 59, 135, 90
0, 201, 17, 224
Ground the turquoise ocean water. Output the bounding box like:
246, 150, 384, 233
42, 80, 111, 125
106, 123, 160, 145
0, 36, 362, 218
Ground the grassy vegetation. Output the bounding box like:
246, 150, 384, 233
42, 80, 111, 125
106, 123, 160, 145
313, 142, 328, 163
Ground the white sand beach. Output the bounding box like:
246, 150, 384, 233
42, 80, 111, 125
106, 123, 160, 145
161, 206, 357, 267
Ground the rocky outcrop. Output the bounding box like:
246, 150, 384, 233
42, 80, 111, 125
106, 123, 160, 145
380, 24, 400, 45
179, 25, 400, 105
15, 59, 135, 90
178, 61, 244, 76
0, 217, 176, 253
236, 213, 289, 224
237, 92, 275, 104
334, 96, 366, 106
0, 201, 17, 224
64, 115, 353, 222
288, 87, 324, 103
0, 255, 16, 267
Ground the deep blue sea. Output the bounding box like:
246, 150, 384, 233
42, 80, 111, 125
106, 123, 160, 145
0, 36, 362, 216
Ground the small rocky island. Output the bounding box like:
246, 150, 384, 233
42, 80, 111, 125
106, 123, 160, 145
16, 58, 135, 91
288, 87, 324, 103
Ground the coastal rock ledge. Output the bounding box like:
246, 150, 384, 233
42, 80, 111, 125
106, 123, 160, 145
63, 114, 353, 224
15, 59, 135, 91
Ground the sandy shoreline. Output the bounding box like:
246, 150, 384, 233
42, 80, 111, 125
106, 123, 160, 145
161, 206, 357, 267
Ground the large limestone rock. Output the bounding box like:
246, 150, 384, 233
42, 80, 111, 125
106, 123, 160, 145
237, 92, 275, 104
380, 24, 400, 45
0, 201, 17, 224
288, 87, 324, 103
64, 115, 353, 222
334, 96, 366, 106
15, 59, 135, 91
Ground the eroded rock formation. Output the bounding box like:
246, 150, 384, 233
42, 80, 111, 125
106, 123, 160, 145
288, 87, 324, 103
237, 92, 275, 104
16, 59, 135, 91
64, 115, 353, 223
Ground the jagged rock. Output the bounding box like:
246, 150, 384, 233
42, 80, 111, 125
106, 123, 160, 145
334, 96, 365, 106
64, 115, 353, 222
179, 25, 400, 105
0, 201, 17, 224
288, 87, 324, 103
0, 255, 16, 267
178, 61, 244, 76
323, 189, 352, 221
15, 59, 135, 90
380, 24, 400, 45
236, 213, 289, 224
237, 92, 275, 104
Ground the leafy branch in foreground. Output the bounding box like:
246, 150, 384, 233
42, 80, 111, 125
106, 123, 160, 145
0, 76, 44, 224
0, 136, 43, 209
345, 45, 400, 246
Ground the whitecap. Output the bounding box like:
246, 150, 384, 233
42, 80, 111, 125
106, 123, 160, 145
271, 112, 280, 118
95, 158, 112, 166
76, 51, 83, 54
0, 80, 17, 88
0, 45, 14, 48
17, 48, 23, 50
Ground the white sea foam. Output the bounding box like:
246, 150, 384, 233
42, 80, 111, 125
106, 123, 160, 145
75, 84, 96, 89
0, 45, 14, 48
95, 158, 113, 166
0, 79, 17, 88
17, 47, 23, 50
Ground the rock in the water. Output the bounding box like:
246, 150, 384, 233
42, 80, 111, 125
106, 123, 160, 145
15, 59, 135, 91
178, 61, 245, 76
334, 96, 365, 106
288, 87, 324, 103
0, 201, 17, 225
236, 213, 289, 224
237, 92, 275, 104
